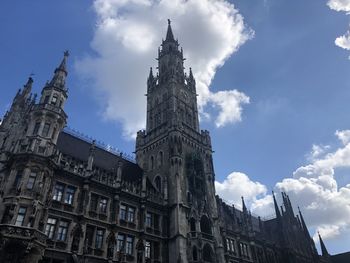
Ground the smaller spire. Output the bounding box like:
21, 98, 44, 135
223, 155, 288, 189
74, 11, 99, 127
189, 67, 194, 79
87, 140, 96, 171
298, 206, 312, 238
56, 50, 69, 74
318, 232, 330, 257
165, 19, 175, 42
22, 76, 34, 100
148, 67, 154, 79
272, 191, 281, 219
241, 196, 247, 214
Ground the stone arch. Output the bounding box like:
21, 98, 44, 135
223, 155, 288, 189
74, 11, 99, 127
202, 243, 214, 262
200, 215, 212, 235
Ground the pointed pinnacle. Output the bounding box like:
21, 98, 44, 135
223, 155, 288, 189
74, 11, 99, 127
165, 18, 175, 41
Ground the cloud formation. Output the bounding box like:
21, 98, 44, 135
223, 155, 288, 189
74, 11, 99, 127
215, 172, 267, 209
328, 0, 350, 54
328, 0, 350, 12
215, 130, 350, 243
76, 0, 253, 138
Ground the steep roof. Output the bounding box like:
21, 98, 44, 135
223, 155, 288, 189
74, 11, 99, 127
57, 131, 142, 182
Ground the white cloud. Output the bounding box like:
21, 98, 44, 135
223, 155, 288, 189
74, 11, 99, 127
313, 225, 341, 242
328, 0, 350, 56
215, 172, 267, 209
306, 144, 331, 162
335, 31, 350, 51
76, 0, 253, 138
210, 90, 250, 127
216, 130, 350, 244
327, 0, 350, 12
336, 129, 350, 145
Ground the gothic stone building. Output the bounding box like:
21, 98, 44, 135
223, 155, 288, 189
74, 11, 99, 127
0, 22, 332, 263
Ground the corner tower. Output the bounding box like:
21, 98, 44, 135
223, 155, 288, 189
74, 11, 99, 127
136, 21, 225, 263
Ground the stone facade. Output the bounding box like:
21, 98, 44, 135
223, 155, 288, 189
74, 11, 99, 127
0, 22, 332, 263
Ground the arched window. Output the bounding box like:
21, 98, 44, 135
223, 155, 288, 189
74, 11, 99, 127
192, 246, 198, 261
190, 218, 196, 232
200, 215, 212, 235
202, 244, 213, 262
154, 176, 161, 192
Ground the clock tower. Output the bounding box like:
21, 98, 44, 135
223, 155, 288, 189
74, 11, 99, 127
135, 20, 225, 263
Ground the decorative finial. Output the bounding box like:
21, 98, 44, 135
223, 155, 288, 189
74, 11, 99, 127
64, 50, 69, 57
168, 19, 171, 25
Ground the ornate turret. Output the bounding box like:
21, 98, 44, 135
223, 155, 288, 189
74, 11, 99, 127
48, 50, 69, 90
0, 52, 71, 263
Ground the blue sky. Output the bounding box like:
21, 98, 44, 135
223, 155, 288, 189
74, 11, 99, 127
1, 0, 350, 255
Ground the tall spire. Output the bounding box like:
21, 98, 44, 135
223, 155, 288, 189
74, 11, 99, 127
272, 191, 281, 219
49, 50, 69, 89
165, 19, 175, 42
318, 232, 330, 257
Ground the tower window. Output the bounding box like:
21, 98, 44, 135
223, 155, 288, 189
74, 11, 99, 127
33, 122, 41, 135
42, 122, 51, 137
13, 170, 23, 189
26, 172, 37, 189
51, 95, 58, 105
15, 207, 27, 226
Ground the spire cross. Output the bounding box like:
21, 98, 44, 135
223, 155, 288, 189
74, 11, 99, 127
64, 50, 70, 57
168, 19, 171, 25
